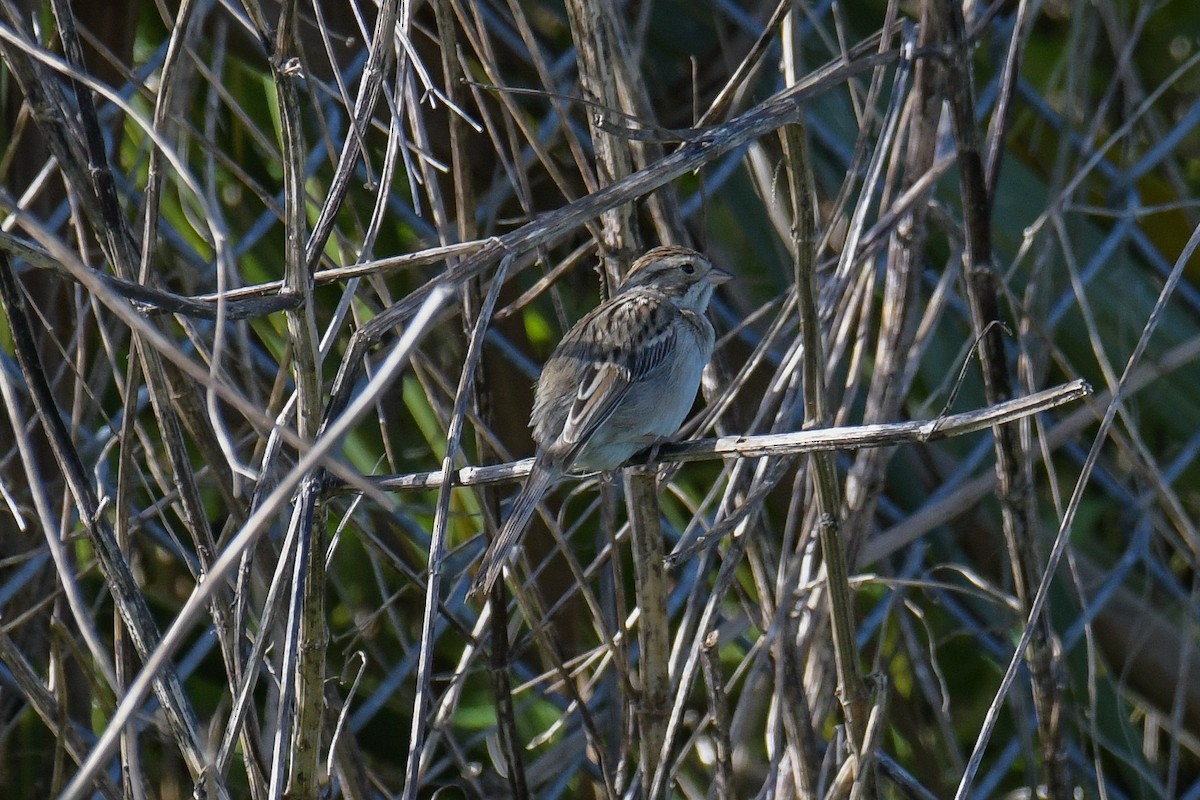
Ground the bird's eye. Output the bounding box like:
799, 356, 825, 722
680, 262, 696, 275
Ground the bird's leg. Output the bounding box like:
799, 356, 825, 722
635, 435, 677, 469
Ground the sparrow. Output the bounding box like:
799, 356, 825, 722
470, 245, 730, 597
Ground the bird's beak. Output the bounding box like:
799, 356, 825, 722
709, 266, 733, 285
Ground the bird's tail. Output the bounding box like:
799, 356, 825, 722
470, 454, 560, 598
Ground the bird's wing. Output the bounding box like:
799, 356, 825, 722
558, 294, 678, 450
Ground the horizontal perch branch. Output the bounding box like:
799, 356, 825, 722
338, 379, 1091, 494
